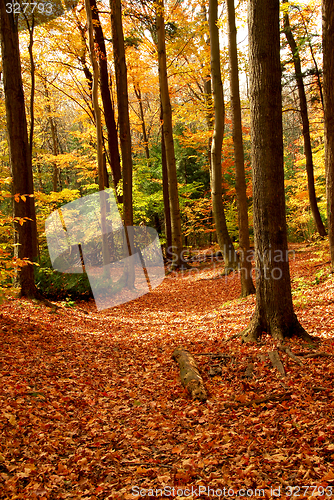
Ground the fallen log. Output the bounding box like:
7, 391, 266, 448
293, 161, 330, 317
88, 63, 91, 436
172, 347, 207, 402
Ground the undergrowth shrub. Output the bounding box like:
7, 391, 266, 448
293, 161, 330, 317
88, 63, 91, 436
35, 257, 92, 300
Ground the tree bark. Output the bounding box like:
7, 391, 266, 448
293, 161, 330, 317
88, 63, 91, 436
226, 0, 255, 296
161, 110, 173, 263
26, 17, 35, 158
172, 347, 207, 402
323, 0, 334, 270
0, 3, 38, 298
110, 0, 135, 286
90, 0, 122, 194
209, 0, 238, 273
200, 2, 214, 163
156, 0, 184, 269
268, 350, 286, 377
85, 0, 110, 268
134, 83, 151, 165
283, 5, 326, 237
85, 0, 105, 192
241, 0, 312, 343
110, 0, 133, 228
50, 117, 59, 192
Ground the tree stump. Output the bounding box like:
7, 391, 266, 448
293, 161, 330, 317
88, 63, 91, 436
172, 347, 207, 402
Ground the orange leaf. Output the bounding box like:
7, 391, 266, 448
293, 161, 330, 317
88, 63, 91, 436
322, 470, 334, 482
171, 445, 184, 454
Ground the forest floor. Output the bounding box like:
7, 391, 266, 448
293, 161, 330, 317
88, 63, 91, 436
1, 242, 334, 500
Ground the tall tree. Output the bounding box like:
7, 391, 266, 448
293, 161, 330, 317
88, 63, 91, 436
323, 0, 334, 270
0, 2, 38, 297
161, 108, 172, 263
241, 0, 312, 342
85, 0, 105, 192
110, 0, 133, 228
282, 2, 326, 237
110, 0, 135, 287
200, 2, 214, 162
90, 0, 122, 194
226, 0, 255, 295
156, 0, 183, 268
85, 0, 110, 269
209, 0, 238, 273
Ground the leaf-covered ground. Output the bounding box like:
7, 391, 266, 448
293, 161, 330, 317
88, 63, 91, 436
1, 243, 334, 499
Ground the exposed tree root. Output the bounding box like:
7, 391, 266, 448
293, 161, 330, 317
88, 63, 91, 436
243, 363, 255, 379
296, 351, 332, 359
225, 332, 242, 341
25, 292, 61, 311
241, 315, 263, 343
268, 350, 286, 377
222, 266, 237, 276
222, 391, 291, 409
195, 353, 231, 359
278, 344, 304, 366
241, 312, 316, 343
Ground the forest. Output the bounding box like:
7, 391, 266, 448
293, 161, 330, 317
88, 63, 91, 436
0, 0, 334, 498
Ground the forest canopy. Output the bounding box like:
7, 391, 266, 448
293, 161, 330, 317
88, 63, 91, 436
0, 0, 331, 299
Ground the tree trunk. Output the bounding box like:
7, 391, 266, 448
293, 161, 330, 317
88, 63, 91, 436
283, 5, 326, 237
156, 0, 184, 269
134, 83, 150, 165
161, 111, 173, 263
110, 0, 135, 286
241, 0, 312, 343
209, 0, 238, 273
50, 117, 59, 192
90, 0, 122, 194
200, 2, 214, 162
0, 4, 38, 297
85, 0, 110, 267
27, 18, 35, 157
110, 0, 133, 228
226, 0, 255, 296
323, 0, 334, 270
42, 82, 60, 192
76, 20, 93, 103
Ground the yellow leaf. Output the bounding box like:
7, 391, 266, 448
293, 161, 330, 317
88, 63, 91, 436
21, 195, 26, 202
5, 413, 16, 426
136, 466, 148, 474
